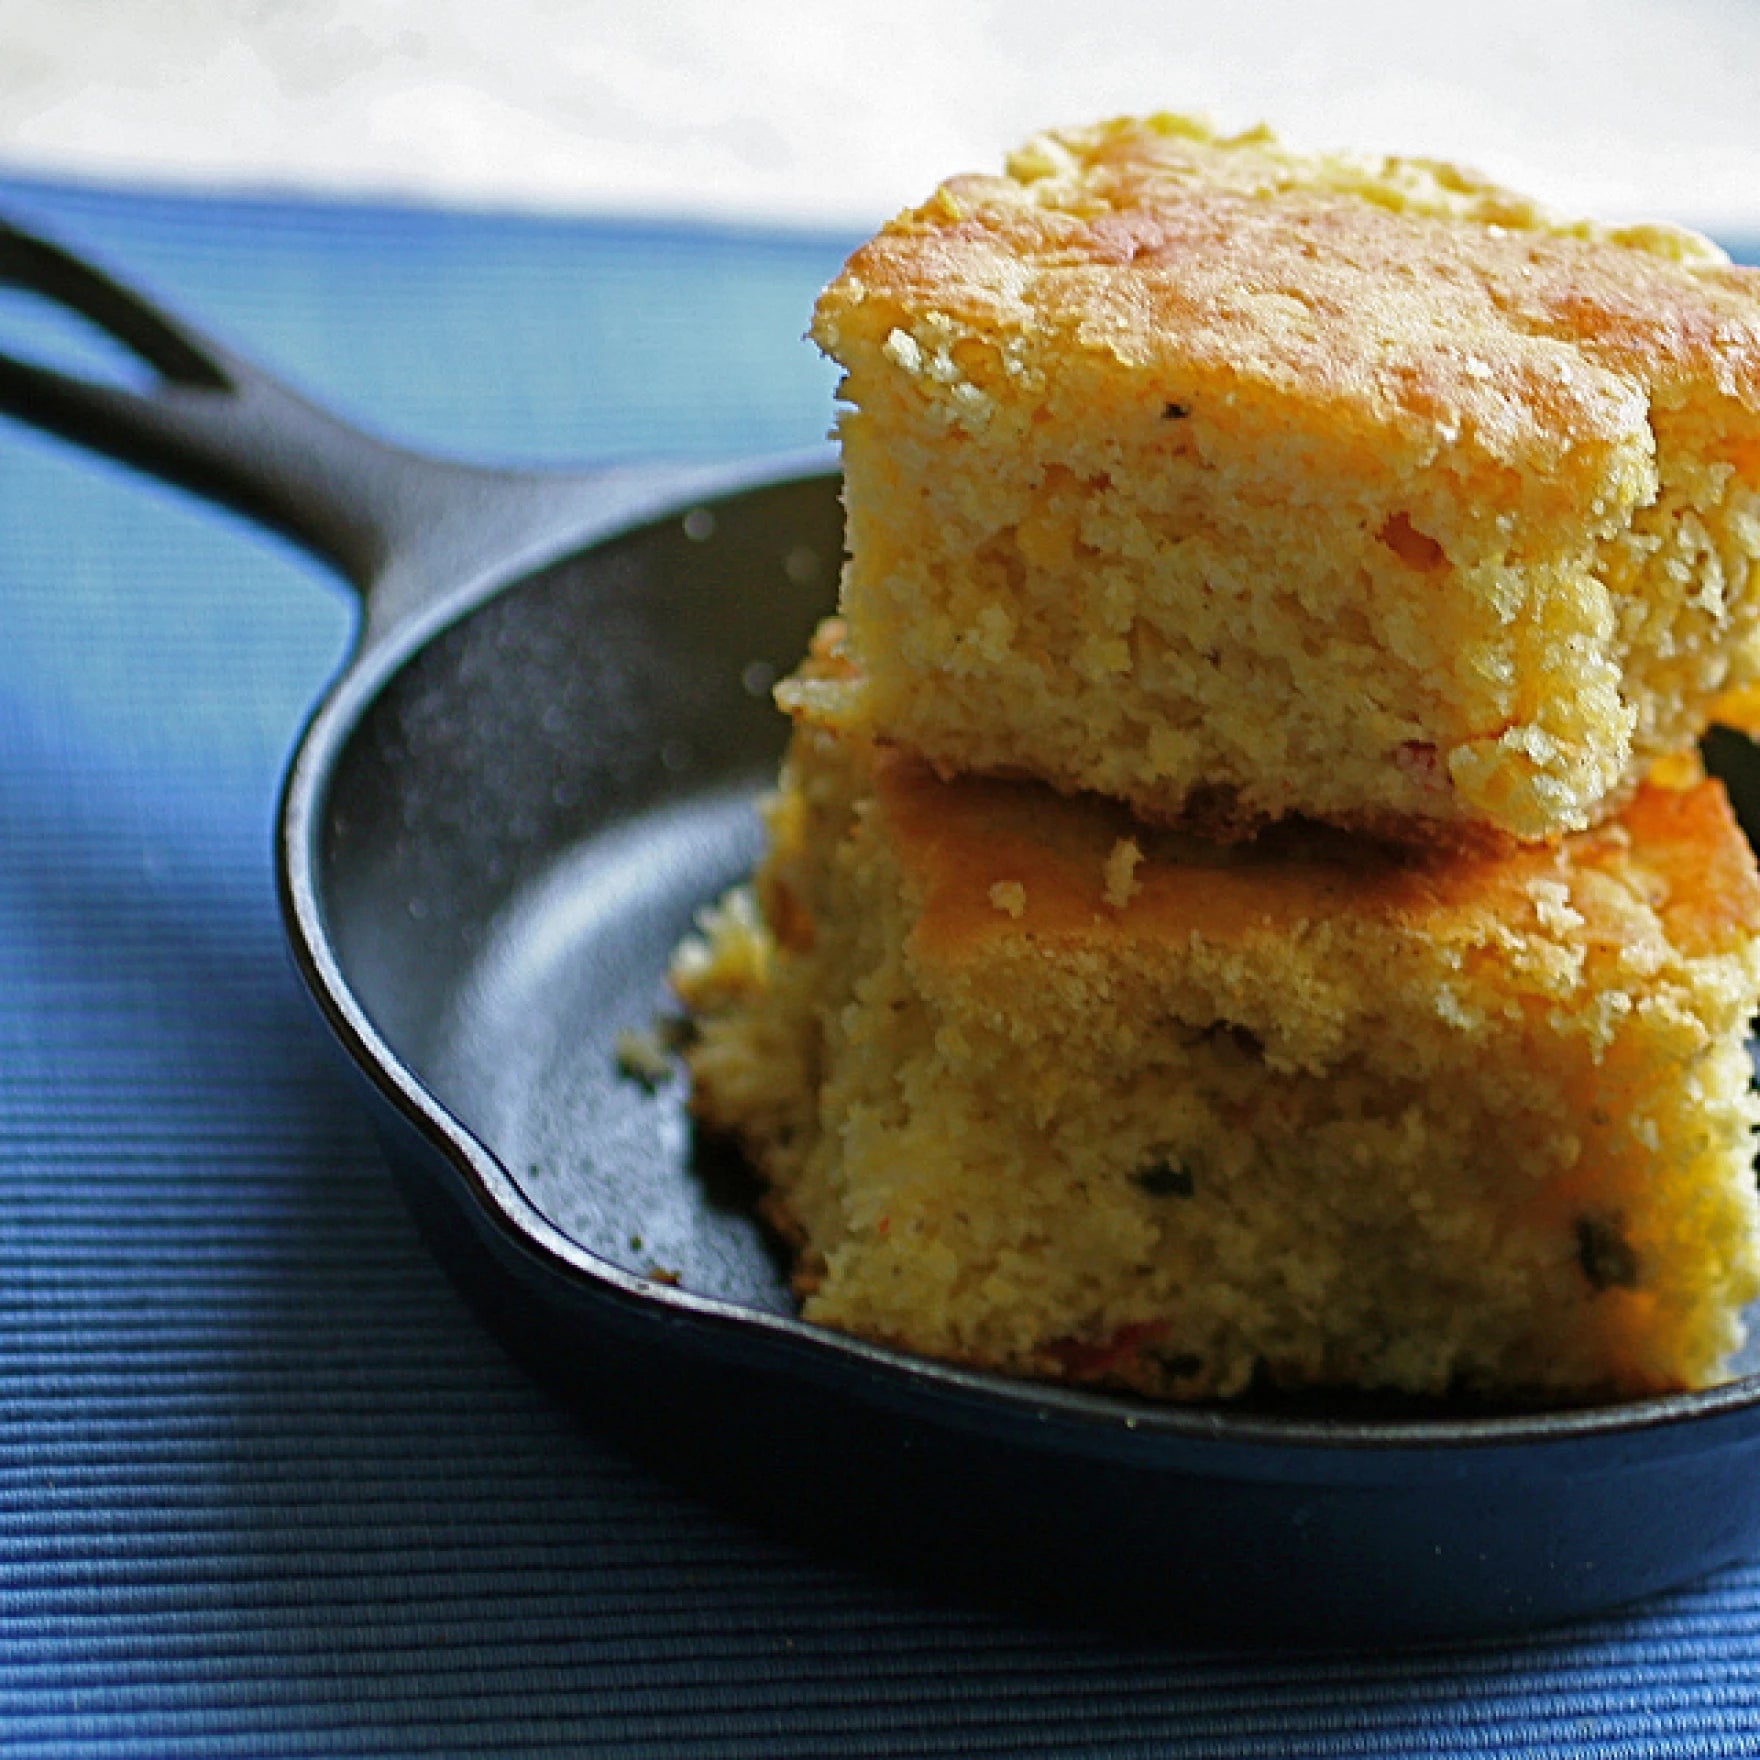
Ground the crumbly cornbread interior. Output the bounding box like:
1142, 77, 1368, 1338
673, 705, 1760, 1403
805, 113, 1760, 843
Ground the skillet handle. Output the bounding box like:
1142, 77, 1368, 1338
0, 217, 607, 634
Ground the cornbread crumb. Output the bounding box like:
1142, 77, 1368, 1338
614, 1026, 674, 1090
1103, 837, 1145, 910
674, 714, 1760, 1404
805, 113, 1760, 843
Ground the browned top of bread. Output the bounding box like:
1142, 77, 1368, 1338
814, 115, 1760, 481
877, 751, 1760, 970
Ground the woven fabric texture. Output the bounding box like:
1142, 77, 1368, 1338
3, 175, 1760, 1758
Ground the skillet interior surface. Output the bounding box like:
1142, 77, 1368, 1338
319, 470, 841, 1304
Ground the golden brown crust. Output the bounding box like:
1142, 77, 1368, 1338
875, 746, 1760, 973
817, 115, 1760, 485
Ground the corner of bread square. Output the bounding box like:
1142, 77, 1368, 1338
811, 114, 1760, 845
671, 700, 1760, 1406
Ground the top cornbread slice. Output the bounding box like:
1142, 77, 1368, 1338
805, 114, 1760, 843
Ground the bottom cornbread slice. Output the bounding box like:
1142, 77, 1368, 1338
672, 723, 1760, 1404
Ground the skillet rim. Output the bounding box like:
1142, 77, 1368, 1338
272, 449, 1760, 1470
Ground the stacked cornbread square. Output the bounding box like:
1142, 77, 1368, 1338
674, 116, 1760, 1404
802, 114, 1760, 845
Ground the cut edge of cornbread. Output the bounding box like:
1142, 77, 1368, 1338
673, 708, 1760, 1407
808, 113, 1760, 844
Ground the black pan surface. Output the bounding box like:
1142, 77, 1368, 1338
317, 471, 840, 1310
10, 216, 1760, 1647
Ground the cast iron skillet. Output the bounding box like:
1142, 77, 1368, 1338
7, 217, 1760, 1648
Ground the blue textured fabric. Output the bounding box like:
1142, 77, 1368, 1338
4, 171, 1760, 1757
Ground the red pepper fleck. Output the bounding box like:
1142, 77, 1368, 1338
1045, 1319, 1170, 1380
1394, 741, 1447, 791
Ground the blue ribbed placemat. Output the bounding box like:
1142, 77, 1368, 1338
4, 171, 1760, 1758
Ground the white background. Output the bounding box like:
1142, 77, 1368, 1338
1, 0, 1758, 238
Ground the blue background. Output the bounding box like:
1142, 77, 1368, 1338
2, 175, 1760, 1756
